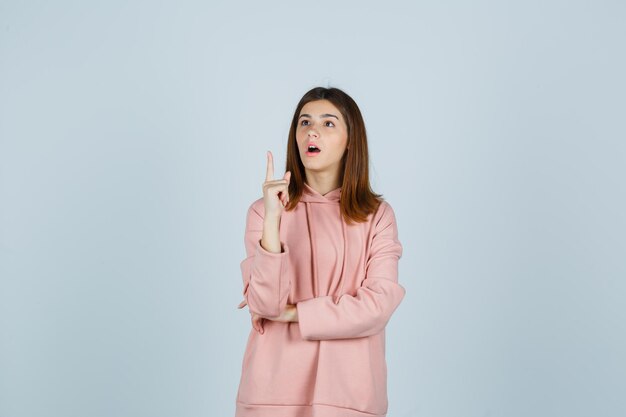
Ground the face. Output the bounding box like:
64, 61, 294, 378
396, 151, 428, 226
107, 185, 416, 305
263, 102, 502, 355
296, 99, 348, 178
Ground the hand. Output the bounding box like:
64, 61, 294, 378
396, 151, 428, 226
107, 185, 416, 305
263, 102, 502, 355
237, 299, 266, 334
265, 304, 298, 323
263, 151, 291, 220
238, 300, 298, 334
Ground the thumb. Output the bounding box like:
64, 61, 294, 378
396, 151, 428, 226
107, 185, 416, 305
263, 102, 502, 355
284, 170, 291, 183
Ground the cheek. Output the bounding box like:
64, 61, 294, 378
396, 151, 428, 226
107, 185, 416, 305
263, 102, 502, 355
295, 134, 304, 149
332, 143, 347, 156
337, 134, 348, 150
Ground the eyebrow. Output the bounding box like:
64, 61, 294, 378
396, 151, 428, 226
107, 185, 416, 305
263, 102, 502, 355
298, 113, 339, 120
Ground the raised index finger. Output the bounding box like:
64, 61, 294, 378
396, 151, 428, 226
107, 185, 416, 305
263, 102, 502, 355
265, 150, 274, 182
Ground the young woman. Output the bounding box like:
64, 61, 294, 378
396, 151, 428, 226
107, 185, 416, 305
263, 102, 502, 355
235, 86, 406, 417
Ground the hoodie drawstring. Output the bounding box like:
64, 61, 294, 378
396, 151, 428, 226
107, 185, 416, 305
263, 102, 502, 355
335, 216, 347, 304
305, 201, 319, 297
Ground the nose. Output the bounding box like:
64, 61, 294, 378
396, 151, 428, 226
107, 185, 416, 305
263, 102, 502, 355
307, 128, 318, 138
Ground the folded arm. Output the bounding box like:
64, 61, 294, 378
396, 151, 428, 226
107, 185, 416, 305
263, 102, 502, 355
296, 202, 405, 340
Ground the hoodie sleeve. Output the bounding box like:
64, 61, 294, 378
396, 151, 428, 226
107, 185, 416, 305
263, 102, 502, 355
239, 201, 291, 318
296, 201, 406, 340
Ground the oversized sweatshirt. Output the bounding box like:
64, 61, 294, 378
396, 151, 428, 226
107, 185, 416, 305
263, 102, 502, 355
235, 182, 406, 417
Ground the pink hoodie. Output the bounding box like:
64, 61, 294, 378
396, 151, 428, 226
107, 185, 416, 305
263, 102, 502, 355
235, 182, 406, 417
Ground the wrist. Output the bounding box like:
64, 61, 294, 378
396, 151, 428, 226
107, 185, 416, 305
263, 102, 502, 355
263, 214, 281, 226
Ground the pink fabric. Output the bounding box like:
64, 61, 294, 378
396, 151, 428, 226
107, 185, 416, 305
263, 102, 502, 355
235, 183, 405, 417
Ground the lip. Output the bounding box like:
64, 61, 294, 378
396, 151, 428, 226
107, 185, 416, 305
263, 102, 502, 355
305, 142, 321, 157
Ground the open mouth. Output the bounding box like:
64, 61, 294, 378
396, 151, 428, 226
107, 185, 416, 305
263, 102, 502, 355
307, 145, 321, 153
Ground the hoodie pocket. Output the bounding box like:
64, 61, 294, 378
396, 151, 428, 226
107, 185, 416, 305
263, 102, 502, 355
313, 335, 388, 415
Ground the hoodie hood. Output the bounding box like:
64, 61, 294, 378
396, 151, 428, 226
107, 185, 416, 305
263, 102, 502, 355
300, 182, 342, 204
300, 182, 346, 302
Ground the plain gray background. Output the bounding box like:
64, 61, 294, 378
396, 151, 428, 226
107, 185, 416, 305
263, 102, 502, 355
1, 1, 625, 416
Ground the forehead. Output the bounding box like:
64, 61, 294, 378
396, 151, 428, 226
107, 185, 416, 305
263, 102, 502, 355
299, 99, 341, 118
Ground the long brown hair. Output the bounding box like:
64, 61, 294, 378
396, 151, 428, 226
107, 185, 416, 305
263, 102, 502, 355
284, 86, 383, 225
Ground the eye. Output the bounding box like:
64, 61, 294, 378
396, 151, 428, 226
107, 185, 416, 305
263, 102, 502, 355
325, 121, 335, 127
300, 120, 310, 126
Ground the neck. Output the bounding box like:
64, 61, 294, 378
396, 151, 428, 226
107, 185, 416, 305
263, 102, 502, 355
305, 172, 342, 196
